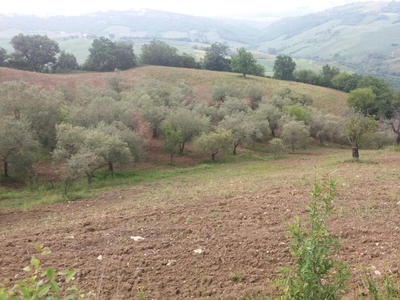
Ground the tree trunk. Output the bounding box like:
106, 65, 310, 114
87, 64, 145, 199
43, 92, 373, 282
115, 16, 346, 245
108, 161, 114, 172
179, 142, 185, 155
352, 147, 359, 159
3, 160, 9, 177
87, 173, 93, 185
170, 153, 174, 163
397, 133, 400, 145
152, 128, 158, 139
233, 143, 239, 155
211, 153, 215, 161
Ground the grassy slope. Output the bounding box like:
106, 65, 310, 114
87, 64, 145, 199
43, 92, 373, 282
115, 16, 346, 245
0, 66, 348, 114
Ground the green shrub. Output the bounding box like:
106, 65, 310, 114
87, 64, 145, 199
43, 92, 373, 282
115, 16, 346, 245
269, 138, 285, 158
362, 268, 400, 300
274, 178, 350, 299
0, 244, 93, 300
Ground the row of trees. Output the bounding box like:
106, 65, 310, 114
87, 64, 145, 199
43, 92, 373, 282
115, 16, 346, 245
273, 54, 400, 124
1, 78, 397, 192
0, 34, 265, 77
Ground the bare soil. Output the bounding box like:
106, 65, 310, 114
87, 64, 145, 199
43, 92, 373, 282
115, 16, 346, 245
1, 147, 399, 299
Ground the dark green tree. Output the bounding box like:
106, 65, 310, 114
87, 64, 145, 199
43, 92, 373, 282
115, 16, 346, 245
356, 75, 393, 118
176, 53, 198, 69
0, 47, 7, 67
273, 55, 296, 80
230, 47, 265, 77
347, 88, 376, 115
9, 34, 60, 72
139, 40, 179, 66
331, 72, 350, 92
293, 69, 319, 85
84, 37, 136, 72
202, 42, 231, 72
319, 64, 340, 87
54, 51, 79, 71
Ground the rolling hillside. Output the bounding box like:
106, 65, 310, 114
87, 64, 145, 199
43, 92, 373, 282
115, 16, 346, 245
257, 1, 400, 87
0, 66, 348, 114
1, 2, 400, 88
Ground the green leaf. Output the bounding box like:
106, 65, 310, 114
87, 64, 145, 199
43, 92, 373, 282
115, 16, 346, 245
30, 258, 40, 269
64, 269, 77, 283
43, 267, 55, 280
37, 284, 51, 297
50, 280, 59, 294
62, 295, 76, 300
66, 285, 78, 292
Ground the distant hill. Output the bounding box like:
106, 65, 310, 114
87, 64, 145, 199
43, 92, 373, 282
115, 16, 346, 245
257, 1, 400, 88
0, 2, 399, 88
0, 10, 264, 46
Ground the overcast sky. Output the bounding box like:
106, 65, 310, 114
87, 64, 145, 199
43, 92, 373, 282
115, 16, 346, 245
0, 0, 394, 16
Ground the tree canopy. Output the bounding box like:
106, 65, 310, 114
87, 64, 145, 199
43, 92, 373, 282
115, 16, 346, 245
54, 51, 79, 71
0, 116, 39, 177
230, 48, 265, 77
345, 110, 378, 158
194, 128, 233, 161
273, 55, 296, 80
9, 34, 60, 72
140, 40, 179, 66
202, 43, 231, 72
84, 37, 136, 72
0, 47, 6, 67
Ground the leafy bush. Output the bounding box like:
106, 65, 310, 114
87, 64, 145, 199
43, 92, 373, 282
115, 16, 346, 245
269, 138, 285, 158
0, 244, 93, 299
274, 178, 350, 299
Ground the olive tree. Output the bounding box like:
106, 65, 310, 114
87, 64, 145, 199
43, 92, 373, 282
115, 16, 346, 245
281, 120, 310, 152
345, 110, 378, 158
54, 123, 136, 187
219, 112, 270, 154
163, 108, 211, 154
372, 124, 396, 149
0, 81, 62, 149
269, 138, 285, 158
162, 124, 182, 162
194, 128, 233, 161
68, 95, 123, 128
255, 101, 283, 137
0, 116, 39, 178
218, 97, 250, 119
0, 81, 34, 120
